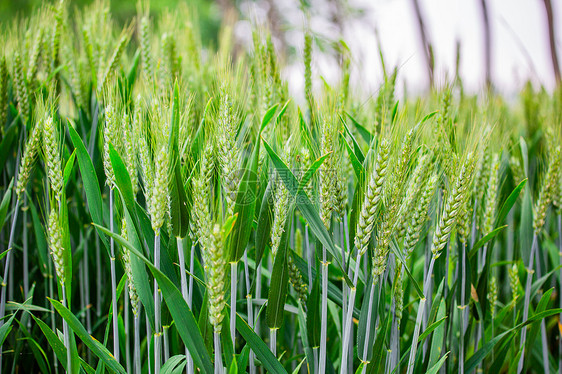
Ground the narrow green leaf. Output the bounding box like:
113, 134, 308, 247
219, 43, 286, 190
468, 225, 508, 259
340, 114, 365, 163
262, 139, 352, 286
63, 150, 76, 187
339, 133, 364, 181
255, 179, 274, 272
49, 298, 126, 374
168, 81, 189, 239
266, 208, 293, 329
0, 179, 13, 230
229, 130, 260, 262
0, 125, 17, 175
91, 224, 214, 374
161, 355, 187, 374
425, 352, 449, 374
68, 124, 108, 249
235, 314, 288, 374
418, 316, 448, 342
29, 314, 69, 371
344, 112, 372, 145
298, 152, 332, 193
261, 104, 280, 132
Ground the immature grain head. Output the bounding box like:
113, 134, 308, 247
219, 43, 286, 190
43, 116, 63, 203
533, 146, 561, 234
355, 139, 390, 256
98, 32, 129, 94
508, 264, 521, 303
193, 141, 214, 252
0, 57, 8, 126
48, 207, 65, 287
403, 172, 438, 259
288, 252, 307, 305
208, 223, 226, 333
103, 103, 119, 189
122, 112, 139, 195
431, 153, 476, 258
394, 263, 404, 322
121, 218, 140, 317
482, 153, 500, 235
16, 120, 43, 200
149, 145, 170, 233
271, 145, 291, 258
140, 15, 152, 79
487, 276, 498, 318
217, 86, 240, 217
13, 52, 30, 123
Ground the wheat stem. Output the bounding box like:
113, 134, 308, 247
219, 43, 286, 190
270, 328, 277, 356
407, 255, 436, 374
341, 252, 361, 374
558, 213, 562, 374
459, 241, 467, 373
319, 247, 329, 374
230, 261, 237, 348
214, 331, 223, 374
0, 200, 20, 333
154, 232, 162, 374
109, 189, 120, 362
62, 286, 72, 374
517, 234, 537, 374
134, 312, 141, 374
176, 238, 192, 373
243, 251, 256, 374
23, 196, 28, 298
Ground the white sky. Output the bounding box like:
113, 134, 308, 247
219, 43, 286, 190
249, 0, 562, 100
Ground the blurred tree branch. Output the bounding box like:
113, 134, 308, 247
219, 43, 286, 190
409, 0, 434, 89
542, 0, 561, 85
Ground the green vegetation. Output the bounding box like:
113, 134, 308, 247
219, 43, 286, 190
0, 1, 561, 374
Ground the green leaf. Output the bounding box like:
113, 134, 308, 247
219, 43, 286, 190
390, 240, 424, 298
266, 208, 293, 329
468, 225, 507, 259
307, 271, 321, 348
0, 179, 13, 230
425, 352, 449, 374
229, 131, 260, 262
49, 298, 126, 374
68, 123, 108, 249
92, 224, 214, 374
168, 81, 189, 239
340, 114, 365, 163
494, 179, 526, 229
63, 150, 76, 188
428, 299, 446, 368
161, 355, 187, 374
255, 179, 274, 273
298, 152, 332, 193
368, 298, 391, 369
418, 316, 447, 342
345, 112, 372, 145
235, 314, 288, 374
262, 139, 352, 286
0, 125, 17, 175
339, 133, 364, 181
29, 314, 69, 371
464, 308, 562, 372
261, 104, 280, 132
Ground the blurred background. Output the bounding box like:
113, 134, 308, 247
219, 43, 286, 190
1, 0, 560, 99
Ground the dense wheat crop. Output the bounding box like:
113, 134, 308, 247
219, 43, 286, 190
0, 1, 561, 373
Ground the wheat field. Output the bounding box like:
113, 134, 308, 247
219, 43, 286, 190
0, 1, 561, 374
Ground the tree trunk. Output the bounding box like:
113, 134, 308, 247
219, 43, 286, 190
409, 0, 435, 89
542, 0, 561, 85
